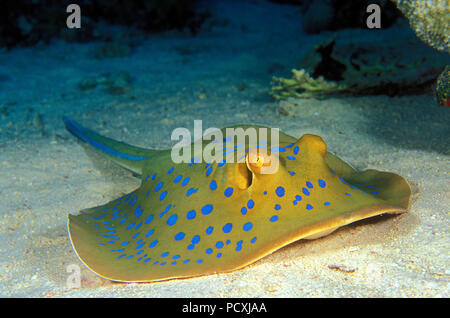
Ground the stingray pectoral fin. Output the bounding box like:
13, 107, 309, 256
325, 152, 411, 211
346, 169, 411, 211
68, 213, 139, 281
63, 117, 156, 175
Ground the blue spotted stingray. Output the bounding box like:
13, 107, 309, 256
64, 118, 411, 282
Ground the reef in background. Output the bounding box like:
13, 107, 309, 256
0, 0, 208, 48
392, 0, 449, 53
270, 36, 449, 100
436, 66, 449, 106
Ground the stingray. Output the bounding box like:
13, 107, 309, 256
63, 118, 411, 282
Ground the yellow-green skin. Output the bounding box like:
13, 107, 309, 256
65, 119, 411, 282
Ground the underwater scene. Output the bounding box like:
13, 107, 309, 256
0, 0, 448, 298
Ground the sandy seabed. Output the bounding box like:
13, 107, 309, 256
0, 0, 448, 297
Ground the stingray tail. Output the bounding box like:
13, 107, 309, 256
63, 117, 154, 175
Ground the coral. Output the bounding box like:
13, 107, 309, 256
393, 0, 450, 53
271, 69, 346, 99
270, 36, 450, 100
436, 66, 449, 106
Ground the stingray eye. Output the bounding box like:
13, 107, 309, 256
246, 149, 274, 174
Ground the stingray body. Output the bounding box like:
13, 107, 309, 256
64, 118, 411, 282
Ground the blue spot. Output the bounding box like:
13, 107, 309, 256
134, 206, 143, 217
126, 255, 134, 260
318, 179, 326, 188
275, 186, 285, 197
181, 177, 190, 187
263, 191, 267, 195
174, 175, 182, 183
159, 191, 167, 201
201, 204, 213, 215
145, 229, 154, 237
270, 215, 279, 222
161, 252, 169, 257
131, 233, 139, 239
206, 166, 213, 176
216, 241, 224, 249
288, 171, 296, 176
172, 255, 180, 260
287, 156, 296, 160
126, 223, 135, 230
206, 226, 214, 235
226, 240, 231, 245
187, 244, 195, 250
345, 192, 351, 196
324, 202, 331, 206
222, 223, 233, 233
168, 167, 174, 174
205, 248, 213, 255
236, 245, 242, 251
135, 222, 142, 230
186, 188, 198, 197
274, 204, 281, 210
251, 237, 257, 244
167, 214, 178, 226
293, 201, 298, 206
270, 146, 286, 152
302, 188, 310, 196
174, 232, 185, 241
144, 258, 151, 263
209, 180, 217, 190
224, 187, 234, 197
339, 177, 347, 184
159, 204, 172, 218
151, 173, 157, 180
171, 262, 176, 265
183, 259, 190, 264
243, 222, 253, 231
247, 199, 255, 209
155, 182, 163, 191
217, 253, 222, 258
149, 240, 158, 248
145, 215, 154, 224
136, 242, 144, 249
306, 181, 313, 189
293, 145, 299, 154
241, 207, 247, 215
306, 204, 313, 210
186, 210, 196, 220
197, 259, 203, 264
218, 160, 226, 167
192, 235, 200, 244
117, 254, 126, 259
295, 195, 302, 201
